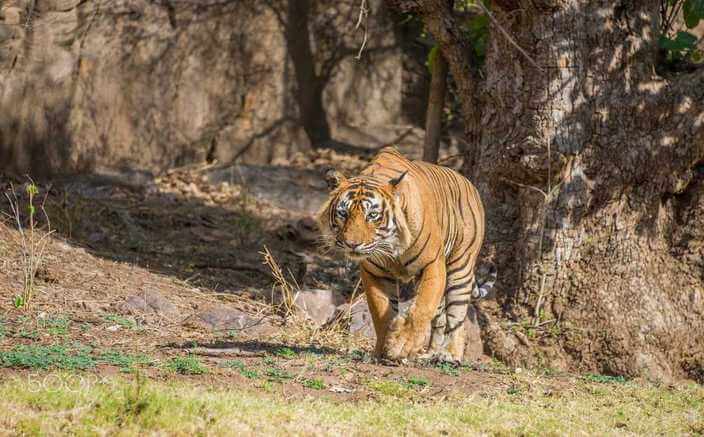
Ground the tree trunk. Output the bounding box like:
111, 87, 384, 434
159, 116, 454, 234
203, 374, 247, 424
395, 0, 704, 382
285, 0, 333, 147
422, 50, 447, 163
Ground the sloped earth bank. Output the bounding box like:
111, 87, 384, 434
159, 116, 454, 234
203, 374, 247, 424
0, 148, 701, 423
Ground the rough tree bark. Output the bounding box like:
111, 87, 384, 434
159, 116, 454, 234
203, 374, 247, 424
422, 50, 447, 163
390, 0, 704, 381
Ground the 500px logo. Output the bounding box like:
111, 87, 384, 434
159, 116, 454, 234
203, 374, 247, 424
21, 373, 102, 394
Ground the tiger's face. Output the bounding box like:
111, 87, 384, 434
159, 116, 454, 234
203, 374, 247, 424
318, 169, 407, 261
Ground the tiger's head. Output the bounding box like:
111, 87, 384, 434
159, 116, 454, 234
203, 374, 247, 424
317, 168, 409, 261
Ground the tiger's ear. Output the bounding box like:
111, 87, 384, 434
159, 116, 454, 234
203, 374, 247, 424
388, 171, 408, 190
324, 168, 346, 191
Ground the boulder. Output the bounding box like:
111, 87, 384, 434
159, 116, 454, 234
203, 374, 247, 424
183, 306, 276, 335
0, 0, 414, 177
205, 165, 328, 215
348, 300, 376, 339
294, 288, 346, 326
119, 290, 178, 317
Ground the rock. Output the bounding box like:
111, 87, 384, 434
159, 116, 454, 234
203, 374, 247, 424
0, 0, 416, 177
206, 165, 328, 215
120, 290, 178, 317
348, 300, 376, 339
278, 216, 320, 245
183, 306, 276, 335
294, 289, 346, 326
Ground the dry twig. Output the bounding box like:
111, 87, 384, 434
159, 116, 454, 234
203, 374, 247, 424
355, 0, 369, 60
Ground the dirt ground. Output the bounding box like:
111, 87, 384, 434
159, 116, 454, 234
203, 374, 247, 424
2, 148, 699, 410
0, 148, 514, 398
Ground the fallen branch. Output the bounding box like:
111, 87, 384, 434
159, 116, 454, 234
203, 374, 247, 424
185, 347, 264, 357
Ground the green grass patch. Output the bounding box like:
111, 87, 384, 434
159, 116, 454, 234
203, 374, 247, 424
302, 378, 325, 390
405, 376, 429, 388
38, 317, 71, 336
0, 344, 95, 370
265, 367, 293, 382
0, 373, 701, 435
104, 314, 138, 330
223, 360, 259, 379
165, 356, 207, 375
366, 380, 414, 398
273, 347, 297, 359
97, 350, 154, 373
436, 361, 459, 376
16, 328, 40, 340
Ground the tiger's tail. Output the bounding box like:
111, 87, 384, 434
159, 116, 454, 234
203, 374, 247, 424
472, 264, 497, 299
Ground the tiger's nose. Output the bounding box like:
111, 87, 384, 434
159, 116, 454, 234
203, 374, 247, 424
345, 240, 363, 249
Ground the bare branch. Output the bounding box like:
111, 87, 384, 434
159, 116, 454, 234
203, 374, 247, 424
355, 0, 369, 60
475, 1, 543, 72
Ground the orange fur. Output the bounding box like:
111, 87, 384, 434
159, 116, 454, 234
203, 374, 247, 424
318, 147, 486, 362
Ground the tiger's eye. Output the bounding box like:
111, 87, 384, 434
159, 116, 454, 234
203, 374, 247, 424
367, 211, 380, 221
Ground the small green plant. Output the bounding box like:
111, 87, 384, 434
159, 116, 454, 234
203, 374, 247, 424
16, 328, 40, 340
224, 360, 259, 379
104, 314, 138, 330
274, 347, 297, 359
405, 376, 429, 388
119, 372, 151, 419
366, 380, 413, 398
265, 367, 293, 382
4, 181, 54, 309
436, 361, 460, 376
350, 349, 367, 362
39, 316, 71, 336
584, 373, 627, 384
0, 344, 95, 370
13, 295, 25, 309
302, 378, 326, 390
659, 0, 704, 68
262, 356, 276, 366
507, 385, 522, 395
98, 350, 154, 373
166, 356, 207, 375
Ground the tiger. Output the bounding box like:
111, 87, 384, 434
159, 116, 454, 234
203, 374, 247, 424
317, 146, 495, 362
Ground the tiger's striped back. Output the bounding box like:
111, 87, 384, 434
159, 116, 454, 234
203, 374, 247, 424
318, 146, 492, 362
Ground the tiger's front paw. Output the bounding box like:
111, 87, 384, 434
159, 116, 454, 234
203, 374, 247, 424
383, 317, 426, 360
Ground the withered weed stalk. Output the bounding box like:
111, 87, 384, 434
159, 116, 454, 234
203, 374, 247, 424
260, 246, 300, 320
261, 247, 372, 351
3, 181, 54, 309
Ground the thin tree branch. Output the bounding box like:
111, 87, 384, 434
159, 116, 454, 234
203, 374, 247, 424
475, 1, 543, 72
355, 0, 370, 60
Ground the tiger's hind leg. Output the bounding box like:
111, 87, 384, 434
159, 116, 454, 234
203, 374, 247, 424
427, 296, 446, 354
443, 276, 474, 362
420, 299, 458, 363
421, 278, 475, 363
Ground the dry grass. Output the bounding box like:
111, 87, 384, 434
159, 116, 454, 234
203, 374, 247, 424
260, 245, 300, 320
0, 371, 701, 436
260, 246, 372, 354
2, 181, 54, 309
